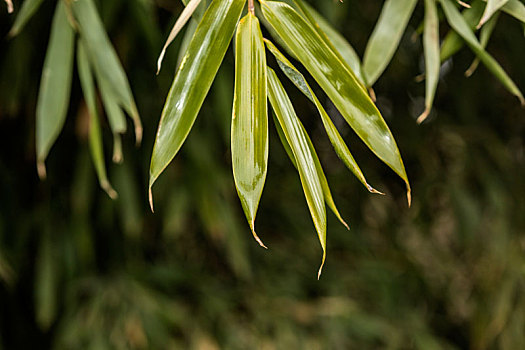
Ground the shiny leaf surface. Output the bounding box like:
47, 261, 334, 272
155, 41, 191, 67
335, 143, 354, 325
231, 13, 268, 247
267, 68, 326, 278
149, 0, 246, 208
261, 1, 410, 203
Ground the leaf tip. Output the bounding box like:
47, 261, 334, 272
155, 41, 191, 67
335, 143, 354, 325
368, 87, 376, 102
156, 50, 165, 75
250, 225, 268, 249
406, 182, 412, 207
148, 187, 155, 213
112, 136, 123, 163
37, 161, 47, 180
317, 252, 326, 280
417, 108, 431, 124
5, 0, 13, 13
367, 184, 385, 196
101, 180, 118, 200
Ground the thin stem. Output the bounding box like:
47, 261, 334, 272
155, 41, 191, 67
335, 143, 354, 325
248, 0, 254, 14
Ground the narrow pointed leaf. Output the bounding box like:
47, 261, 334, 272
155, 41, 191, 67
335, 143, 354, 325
273, 111, 348, 230
149, 0, 246, 206
72, 0, 142, 144
261, 1, 410, 204
8, 0, 44, 37
4, 0, 13, 13
267, 68, 326, 278
440, 0, 524, 105
440, 1, 484, 62
362, 0, 418, 86
292, 0, 366, 86
264, 39, 380, 194
157, 0, 204, 74
466, 12, 499, 77
232, 13, 268, 248
478, 0, 508, 28
418, 0, 440, 124
77, 39, 118, 199
36, 0, 75, 176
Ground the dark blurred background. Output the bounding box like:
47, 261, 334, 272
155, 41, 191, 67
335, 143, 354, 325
1, 0, 524, 349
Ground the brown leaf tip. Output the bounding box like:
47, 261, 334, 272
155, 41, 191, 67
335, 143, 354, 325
148, 188, 155, 213
37, 161, 47, 180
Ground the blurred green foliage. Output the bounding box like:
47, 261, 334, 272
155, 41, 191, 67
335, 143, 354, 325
1, 0, 524, 349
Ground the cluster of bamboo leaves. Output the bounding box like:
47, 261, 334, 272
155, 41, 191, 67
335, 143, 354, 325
8, 0, 525, 276
9, 0, 142, 198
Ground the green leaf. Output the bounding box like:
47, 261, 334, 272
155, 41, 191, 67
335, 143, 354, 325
273, 107, 349, 230
292, 0, 366, 86
149, 0, 246, 209
35, 0, 75, 177
465, 12, 499, 77
478, 0, 508, 28
261, 1, 411, 204
440, 1, 484, 62
418, 0, 440, 123
362, 0, 418, 86
77, 39, 118, 199
264, 39, 381, 195
8, 0, 44, 37
500, 0, 525, 23
232, 13, 268, 248
267, 68, 326, 279
72, 0, 142, 145
440, 0, 524, 105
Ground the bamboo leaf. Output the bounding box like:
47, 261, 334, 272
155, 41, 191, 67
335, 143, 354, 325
478, 0, 508, 28
418, 0, 440, 123
267, 68, 326, 279
72, 0, 142, 144
264, 39, 381, 195
77, 39, 118, 199
35, 0, 75, 178
4, 0, 13, 13
8, 0, 44, 37
440, 0, 524, 105
466, 12, 499, 77
500, 0, 525, 23
232, 13, 268, 248
157, 0, 204, 74
362, 0, 418, 86
261, 1, 410, 204
149, 0, 246, 209
273, 108, 349, 230
292, 0, 366, 86
440, 1, 484, 62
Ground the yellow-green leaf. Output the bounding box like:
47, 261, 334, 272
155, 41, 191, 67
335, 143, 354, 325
232, 13, 268, 248
418, 0, 440, 123
440, 0, 524, 105
72, 0, 142, 144
8, 0, 44, 37
362, 0, 418, 86
478, 0, 508, 28
267, 68, 326, 279
500, 0, 525, 23
466, 12, 499, 77
35, 0, 75, 177
264, 39, 381, 195
77, 39, 117, 199
261, 1, 410, 204
149, 0, 246, 209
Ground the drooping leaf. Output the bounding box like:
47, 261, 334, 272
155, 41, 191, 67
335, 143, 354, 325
261, 1, 411, 204
8, 0, 44, 37
440, 0, 524, 105
478, 0, 508, 28
466, 12, 499, 77
72, 0, 142, 144
35, 0, 75, 178
264, 39, 381, 195
149, 0, 246, 209
77, 39, 118, 199
440, 1, 484, 62
362, 0, 418, 86
157, 0, 204, 74
292, 0, 366, 86
418, 0, 440, 123
273, 107, 349, 230
231, 13, 268, 248
267, 68, 326, 278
